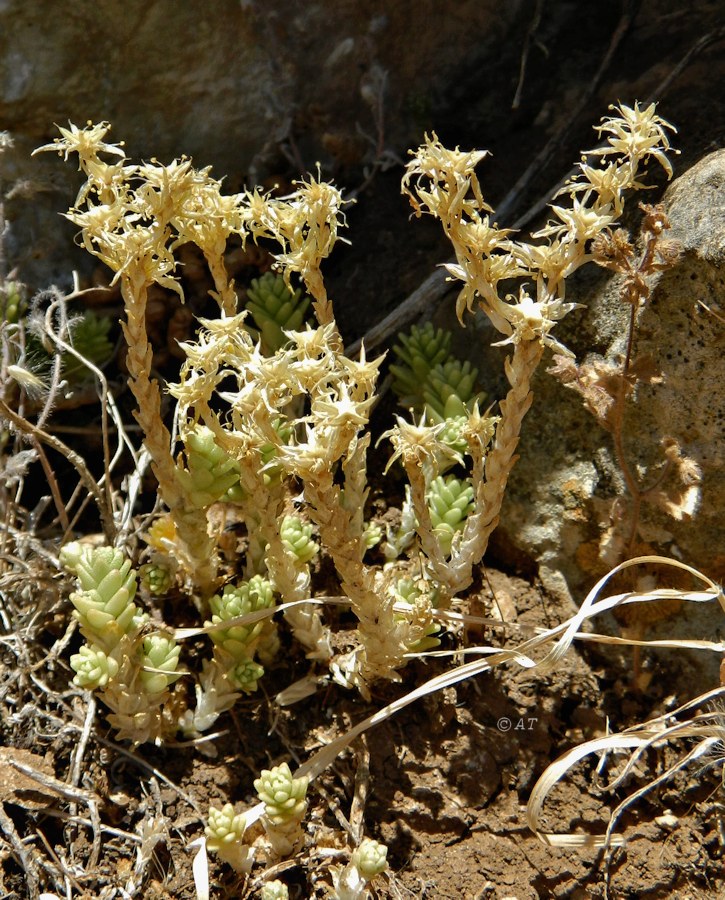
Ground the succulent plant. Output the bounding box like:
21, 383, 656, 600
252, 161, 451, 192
245, 272, 312, 354
254, 762, 309, 827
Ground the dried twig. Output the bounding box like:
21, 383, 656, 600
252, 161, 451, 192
0, 397, 115, 542
349, 739, 370, 846
0, 801, 41, 899
8, 757, 99, 805
511, 0, 545, 110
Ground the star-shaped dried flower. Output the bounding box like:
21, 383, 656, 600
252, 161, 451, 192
382, 414, 463, 473
33, 120, 125, 166
592, 102, 677, 178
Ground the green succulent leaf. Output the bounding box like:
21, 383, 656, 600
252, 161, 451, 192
254, 762, 309, 825
245, 272, 312, 354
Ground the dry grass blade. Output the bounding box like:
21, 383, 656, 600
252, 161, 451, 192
173, 596, 340, 640
535, 555, 722, 674
227, 556, 722, 844
528, 687, 725, 848
525, 558, 724, 850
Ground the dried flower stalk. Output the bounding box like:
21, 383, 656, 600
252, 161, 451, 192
38, 103, 678, 712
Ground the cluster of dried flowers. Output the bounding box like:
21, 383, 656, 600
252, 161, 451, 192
36, 102, 676, 724
33, 103, 678, 880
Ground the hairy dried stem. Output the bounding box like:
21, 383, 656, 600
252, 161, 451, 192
121, 270, 217, 594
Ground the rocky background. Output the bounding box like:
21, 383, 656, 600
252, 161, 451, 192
2, 0, 723, 601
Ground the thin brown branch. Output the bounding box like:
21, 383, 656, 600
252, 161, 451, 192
0, 398, 116, 543
28, 435, 71, 533
0, 801, 41, 899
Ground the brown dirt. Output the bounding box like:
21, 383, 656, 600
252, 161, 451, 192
1, 560, 722, 899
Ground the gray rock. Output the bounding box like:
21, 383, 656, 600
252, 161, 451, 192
0, 0, 520, 287
497, 150, 724, 612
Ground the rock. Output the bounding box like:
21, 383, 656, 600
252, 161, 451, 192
0, 0, 521, 287
495, 150, 724, 613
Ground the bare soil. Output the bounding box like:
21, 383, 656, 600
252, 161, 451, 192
1, 561, 722, 899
